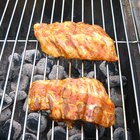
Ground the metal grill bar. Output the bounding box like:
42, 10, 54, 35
7, 0, 38, 139
119, 0, 140, 134
0, 0, 10, 26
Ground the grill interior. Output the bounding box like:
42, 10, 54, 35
0, 0, 140, 140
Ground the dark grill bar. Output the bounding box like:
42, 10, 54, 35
0, 0, 140, 140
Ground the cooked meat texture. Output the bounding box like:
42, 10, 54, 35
28, 77, 115, 128
34, 21, 118, 61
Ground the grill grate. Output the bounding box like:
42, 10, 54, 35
0, 0, 140, 140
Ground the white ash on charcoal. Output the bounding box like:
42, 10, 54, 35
32, 75, 45, 82
20, 133, 37, 140
83, 122, 105, 139
22, 63, 37, 77
48, 65, 68, 80
8, 53, 22, 71
0, 71, 5, 81
113, 127, 131, 140
115, 107, 124, 128
0, 119, 21, 140
22, 49, 41, 64
68, 126, 81, 137
110, 88, 123, 107
11, 75, 29, 91
0, 108, 11, 123
36, 58, 54, 75
69, 133, 81, 140
9, 90, 27, 101
47, 126, 66, 140
26, 112, 47, 133
99, 61, 118, 77
0, 92, 12, 110
106, 75, 127, 87
86, 71, 95, 78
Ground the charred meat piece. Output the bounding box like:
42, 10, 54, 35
34, 21, 118, 62
28, 78, 115, 128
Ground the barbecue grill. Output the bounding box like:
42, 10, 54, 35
0, 0, 140, 140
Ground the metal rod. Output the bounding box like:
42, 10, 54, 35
128, 0, 140, 54
7, 0, 37, 139
0, 0, 10, 26
119, 0, 140, 134
0, 0, 28, 115
21, 1, 46, 139
0, 0, 19, 62
110, 0, 130, 139
100, 0, 113, 139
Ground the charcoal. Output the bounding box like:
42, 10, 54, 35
20, 133, 37, 140
0, 108, 11, 123
106, 75, 127, 87
69, 133, 81, 140
23, 49, 41, 63
57, 122, 66, 127
113, 127, 131, 140
9, 90, 27, 101
47, 126, 66, 140
48, 65, 67, 80
0, 92, 12, 110
115, 107, 124, 128
36, 58, 52, 75
83, 122, 105, 139
69, 126, 81, 137
22, 63, 36, 77
11, 75, 29, 91
23, 98, 28, 112
111, 88, 122, 107
8, 53, 21, 70
86, 71, 94, 78
33, 75, 44, 81
27, 113, 47, 133
0, 119, 21, 140
99, 61, 118, 77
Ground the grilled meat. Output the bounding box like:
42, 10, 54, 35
28, 77, 115, 128
34, 21, 118, 61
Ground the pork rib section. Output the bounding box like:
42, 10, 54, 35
34, 21, 118, 62
28, 78, 115, 128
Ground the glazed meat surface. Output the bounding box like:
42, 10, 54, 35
34, 21, 118, 61
28, 77, 115, 128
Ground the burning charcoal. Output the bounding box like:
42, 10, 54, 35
86, 71, 94, 78
115, 107, 124, 128
0, 92, 12, 110
20, 133, 37, 140
106, 75, 127, 87
113, 127, 131, 140
0, 108, 11, 123
83, 122, 105, 139
27, 112, 47, 133
11, 75, 29, 91
23, 49, 41, 63
99, 61, 118, 77
111, 88, 122, 107
69, 126, 81, 137
22, 63, 36, 77
36, 58, 53, 75
0, 119, 21, 140
9, 90, 27, 101
69, 133, 81, 140
47, 126, 66, 140
8, 53, 21, 70
48, 65, 67, 80
33, 75, 44, 81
